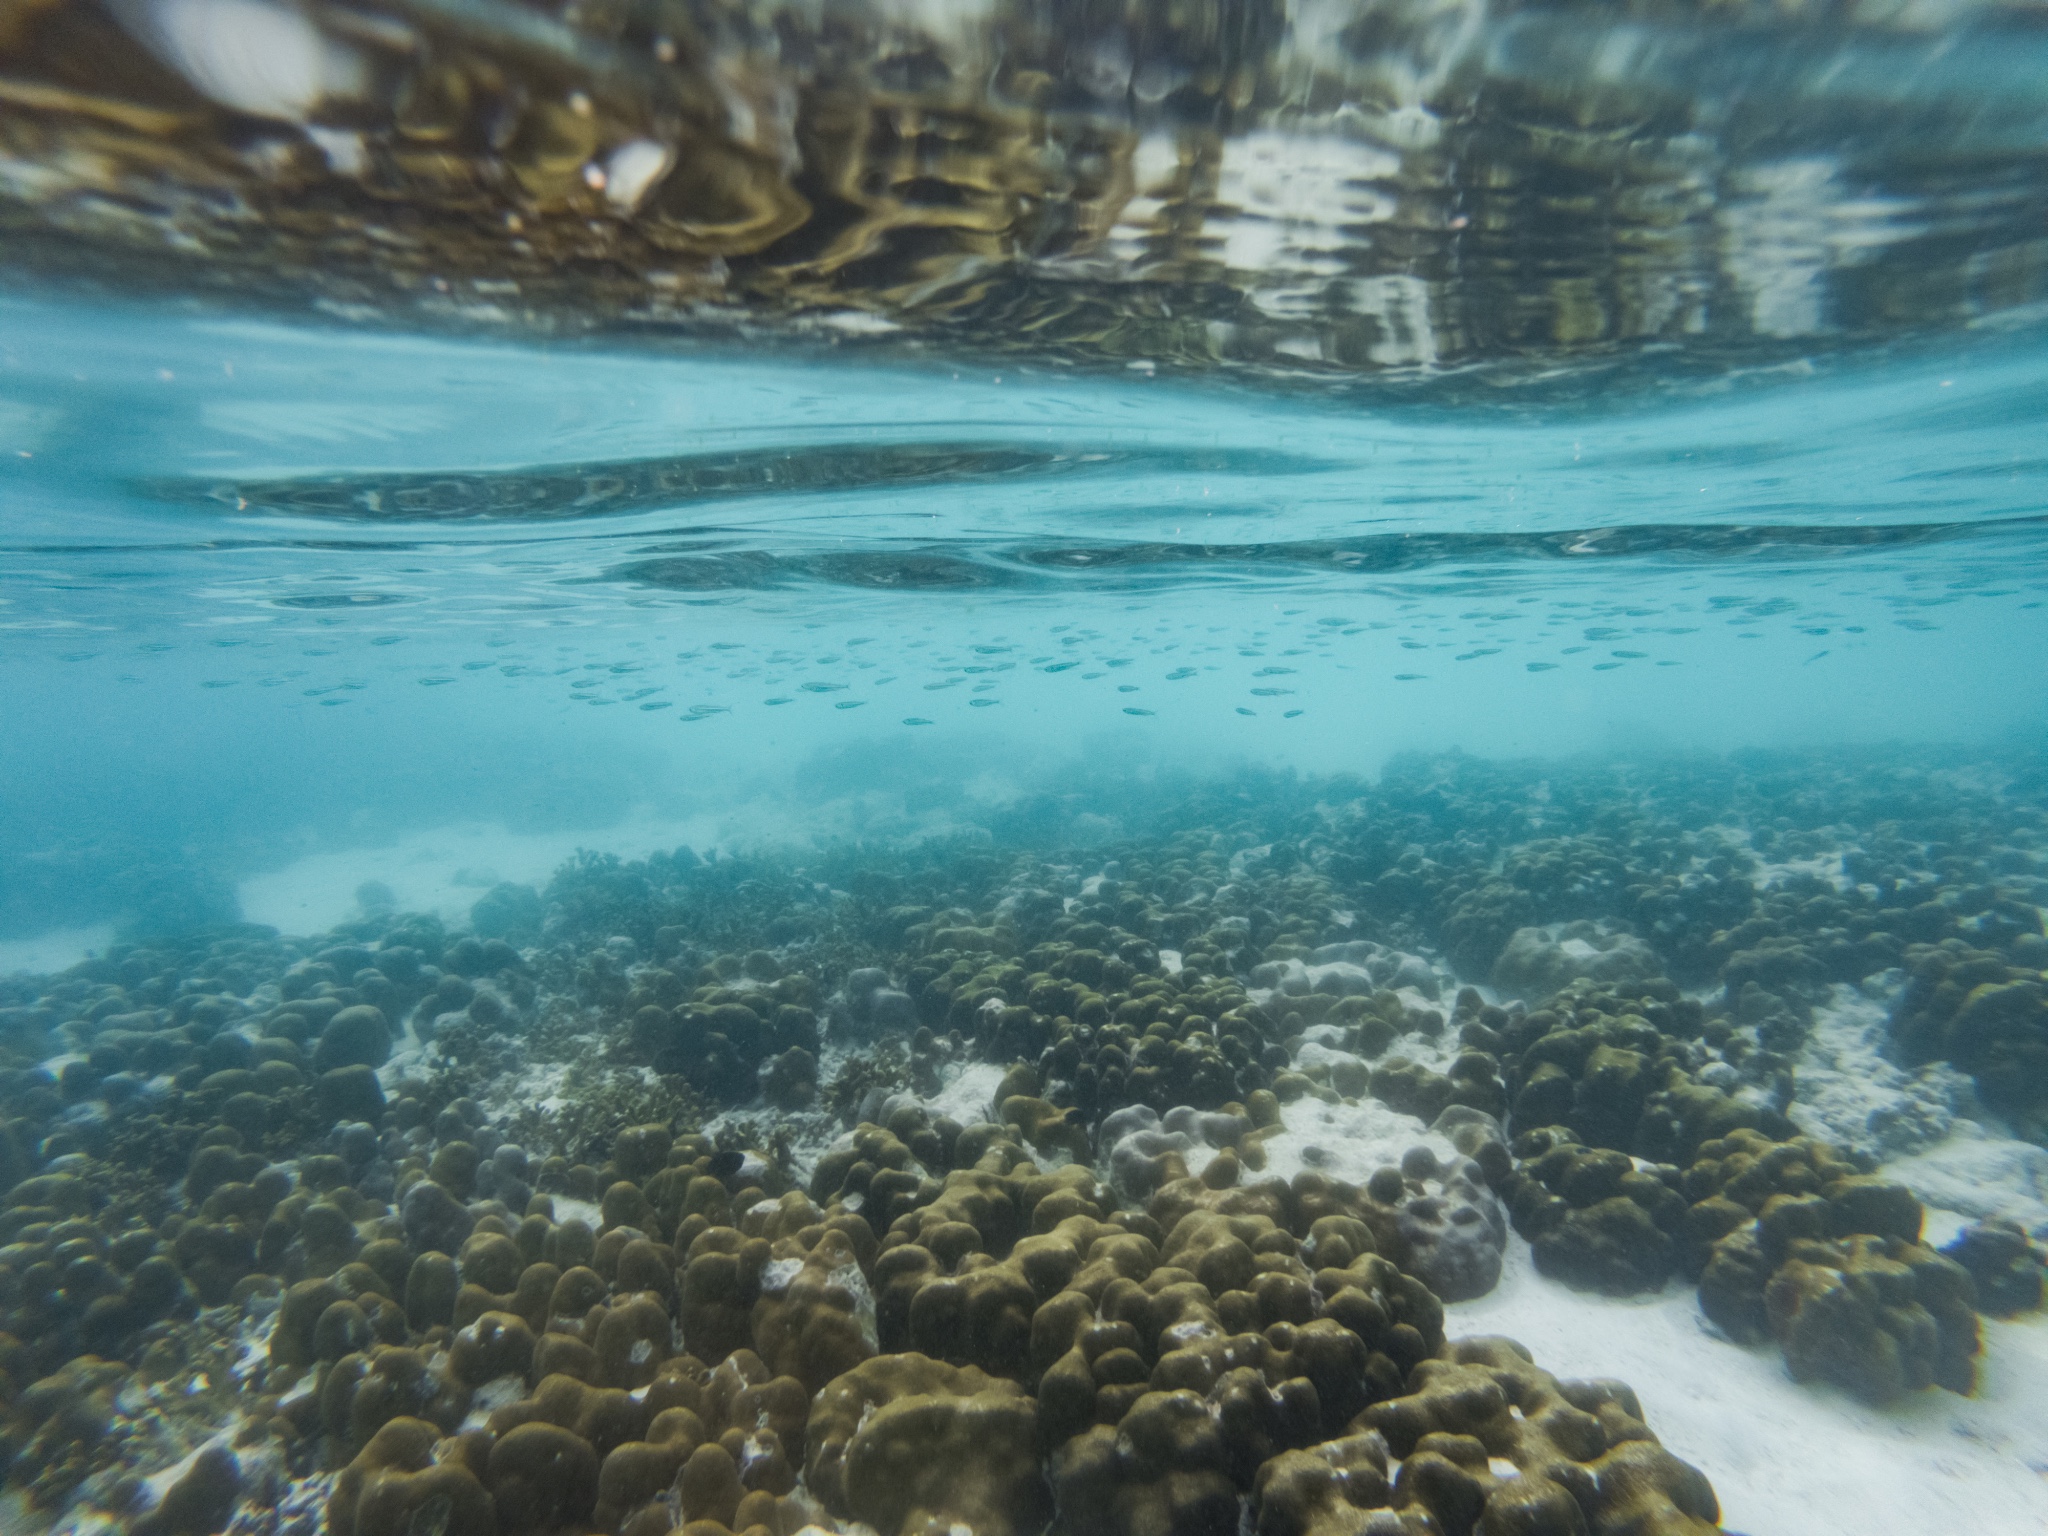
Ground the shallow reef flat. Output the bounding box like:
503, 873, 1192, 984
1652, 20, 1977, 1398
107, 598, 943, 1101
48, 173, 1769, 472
0, 746, 2045, 1536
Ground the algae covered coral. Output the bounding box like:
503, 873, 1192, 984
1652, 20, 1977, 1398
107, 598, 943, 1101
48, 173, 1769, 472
0, 746, 2045, 1535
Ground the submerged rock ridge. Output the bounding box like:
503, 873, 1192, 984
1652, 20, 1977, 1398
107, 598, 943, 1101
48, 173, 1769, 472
3, 0, 2048, 384
0, 746, 2046, 1531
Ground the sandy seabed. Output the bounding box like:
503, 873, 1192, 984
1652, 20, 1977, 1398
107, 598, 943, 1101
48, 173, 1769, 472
1449, 1234, 2048, 1536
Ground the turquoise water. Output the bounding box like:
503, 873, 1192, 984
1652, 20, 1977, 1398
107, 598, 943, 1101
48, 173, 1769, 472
4, 294, 2045, 936
5, 218, 2048, 1536
13, 0, 2048, 1525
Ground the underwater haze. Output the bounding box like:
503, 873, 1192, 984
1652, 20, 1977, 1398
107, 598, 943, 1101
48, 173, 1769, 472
5, 297, 2046, 939
3, 2, 2048, 1535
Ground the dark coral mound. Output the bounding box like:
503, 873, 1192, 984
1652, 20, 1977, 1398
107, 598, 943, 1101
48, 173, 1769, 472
1940, 1219, 2047, 1318
1890, 946, 2048, 1136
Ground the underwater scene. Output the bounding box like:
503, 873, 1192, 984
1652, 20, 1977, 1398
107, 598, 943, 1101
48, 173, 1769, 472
3, 1, 2048, 1534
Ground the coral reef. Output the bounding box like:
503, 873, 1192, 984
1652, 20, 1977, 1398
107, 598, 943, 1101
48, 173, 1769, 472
1492, 921, 1663, 1000
1501, 1128, 1686, 1296
5, 747, 2048, 1527
1889, 945, 2048, 1136
1762, 1235, 1979, 1403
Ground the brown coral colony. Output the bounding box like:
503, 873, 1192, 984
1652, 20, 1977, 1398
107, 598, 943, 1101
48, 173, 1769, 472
1, 754, 2045, 1536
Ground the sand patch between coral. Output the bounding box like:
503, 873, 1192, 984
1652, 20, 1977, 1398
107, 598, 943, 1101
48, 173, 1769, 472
0, 922, 115, 976
1448, 1234, 2048, 1536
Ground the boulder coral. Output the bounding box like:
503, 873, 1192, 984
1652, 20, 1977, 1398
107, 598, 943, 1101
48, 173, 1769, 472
806, 1353, 1047, 1536
6, 749, 2046, 1532
1500, 1128, 1686, 1296
1940, 1219, 2046, 1317
1763, 1236, 1979, 1402
1890, 945, 2048, 1133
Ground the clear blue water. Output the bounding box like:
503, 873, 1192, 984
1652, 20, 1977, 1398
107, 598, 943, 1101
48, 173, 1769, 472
4, 293, 2045, 938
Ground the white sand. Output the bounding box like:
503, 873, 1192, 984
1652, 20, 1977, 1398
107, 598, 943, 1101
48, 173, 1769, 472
1447, 1237, 2048, 1536
236, 816, 720, 934
1790, 985, 1975, 1160
0, 922, 114, 976
926, 1061, 1007, 1127
1888, 1131, 2048, 1239
235, 790, 1008, 940
1257, 1093, 1453, 1186
1795, 984, 2048, 1237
